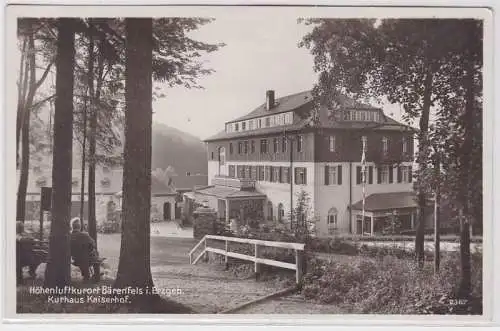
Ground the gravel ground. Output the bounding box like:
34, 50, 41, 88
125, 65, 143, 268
235, 294, 345, 314
97, 233, 288, 313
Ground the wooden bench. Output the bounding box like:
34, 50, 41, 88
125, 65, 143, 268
71, 257, 106, 282
17, 238, 48, 281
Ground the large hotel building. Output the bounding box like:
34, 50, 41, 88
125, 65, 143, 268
192, 90, 420, 236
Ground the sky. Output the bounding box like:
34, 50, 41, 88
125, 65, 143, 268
152, 15, 407, 141
152, 16, 320, 140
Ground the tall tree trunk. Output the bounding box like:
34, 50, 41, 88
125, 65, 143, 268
415, 70, 432, 268
16, 33, 36, 223
433, 154, 441, 273
85, 35, 95, 238
16, 37, 28, 167
114, 18, 153, 290
457, 44, 475, 299
87, 37, 104, 244
80, 93, 88, 222
44, 18, 75, 288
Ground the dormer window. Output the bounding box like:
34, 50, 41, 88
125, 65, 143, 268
101, 177, 111, 188
35, 177, 47, 187
341, 110, 382, 123
242, 121, 246, 130
329, 135, 336, 152
234, 123, 239, 131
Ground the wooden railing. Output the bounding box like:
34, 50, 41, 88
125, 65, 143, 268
189, 235, 306, 284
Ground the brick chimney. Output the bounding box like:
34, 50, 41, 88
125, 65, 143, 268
266, 90, 275, 111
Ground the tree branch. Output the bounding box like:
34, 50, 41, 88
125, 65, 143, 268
34, 60, 54, 91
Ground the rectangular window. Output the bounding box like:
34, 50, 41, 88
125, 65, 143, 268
244, 141, 248, 154
242, 121, 246, 130
258, 118, 262, 128
356, 166, 362, 185
245, 166, 251, 179
229, 143, 233, 154
258, 166, 265, 181
264, 166, 271, 181
260, 139, 268, 153
282, 137, 287, 152
329, 135, 336, 152
251, 166, 257, 179
238, 142, 242, 154
381, 166, 389, 184
402, 137, 408, 154
265, 117, 271, 127
401, 166, 409, 183
273, 167, 281, 183
294, 167, 307, 185
281, 167, 290, 183
235, 123, 239, 131
382, 137, 389, 154
228, 165, 235, 178
251, 140, 255, 153
325, 165, 338, 185
273, 138, 279, 153
368, 166, 373, 184
360, 111, 366, 121
297, 135, 303, 152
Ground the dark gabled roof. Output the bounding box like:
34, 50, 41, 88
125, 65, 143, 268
170, 174, 208, 191
204, 90, 416, 142
351, 191, 418, 212
192, 185, 267, 199
228, 90, 378, 123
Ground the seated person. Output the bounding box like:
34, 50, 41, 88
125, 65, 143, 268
16, 221, 37, 283
70, 217, 100, 282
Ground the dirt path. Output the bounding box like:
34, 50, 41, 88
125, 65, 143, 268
97, 234, 288, 313
235, 294, 345, 314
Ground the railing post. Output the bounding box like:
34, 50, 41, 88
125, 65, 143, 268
254, 243, 261, 280
224, 240, 229, 270
295, 249, 304, 284
203, 237, 208, 262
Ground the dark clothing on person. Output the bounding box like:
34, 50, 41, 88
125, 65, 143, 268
16, 233, 37, 283
70, 230, 99, 281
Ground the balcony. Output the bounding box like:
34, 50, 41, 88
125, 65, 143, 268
212, 175, 256, 191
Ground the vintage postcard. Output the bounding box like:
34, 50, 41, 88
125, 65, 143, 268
2, 3, 495, 325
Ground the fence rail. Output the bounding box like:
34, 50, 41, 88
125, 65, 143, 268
189, 235, 305, 284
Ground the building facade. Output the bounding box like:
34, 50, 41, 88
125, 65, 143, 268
201, 90, 421, 237
16, 166, 184, 224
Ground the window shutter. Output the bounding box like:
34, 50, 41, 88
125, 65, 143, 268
337, 165, 342, 185
294, 168, 298, 185
377, 167, 382, 184
325, 165, 330, 185
356, 166, 361, 185
304, 168, 307, 185
368, 166, 373, 184
389, 166, 393, 183
397, 166, 402, 183
408, 166, 413, 183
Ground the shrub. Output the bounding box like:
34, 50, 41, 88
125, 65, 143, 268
301, 252, 483, 314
